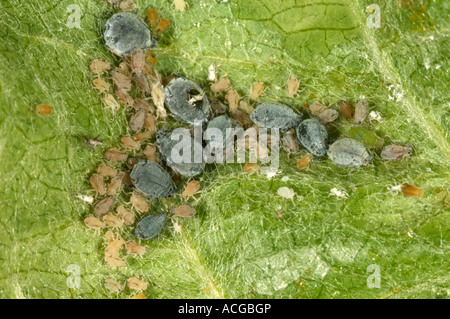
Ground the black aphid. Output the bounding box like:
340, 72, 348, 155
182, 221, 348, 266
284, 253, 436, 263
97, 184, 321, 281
327, 138, 372, 167
250, 102, 302, 130
130, 160, 175, 198
164, 78, 211, 124
135, 214, 167, 240
296, 118, 328, 156
156, 129, 205, 177
104, 12, 157, 57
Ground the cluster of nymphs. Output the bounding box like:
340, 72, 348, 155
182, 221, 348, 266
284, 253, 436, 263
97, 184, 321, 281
83, 7, 419, 294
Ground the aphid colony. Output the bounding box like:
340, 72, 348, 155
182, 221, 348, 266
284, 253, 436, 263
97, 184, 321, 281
82, 4, 424, 295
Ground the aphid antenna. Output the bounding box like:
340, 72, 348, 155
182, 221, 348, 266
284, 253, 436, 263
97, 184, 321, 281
353, 128, 372, 154
280, 97, 296, 111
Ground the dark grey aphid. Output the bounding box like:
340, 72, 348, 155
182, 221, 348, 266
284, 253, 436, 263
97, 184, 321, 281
164, 78, 211, 124
130, 160, 175, 198
135, 214, 167, 240
327, 138, 372, 167
104, 12, 157, 57
296, 118, 328, 156
250, 103, 302, 130
205, 115, 232, 154
157, 129, 205, 177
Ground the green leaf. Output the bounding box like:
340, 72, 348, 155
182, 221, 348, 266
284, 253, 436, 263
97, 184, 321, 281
0, 0, 448, 299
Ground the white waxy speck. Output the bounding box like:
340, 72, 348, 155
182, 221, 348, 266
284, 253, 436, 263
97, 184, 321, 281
369, 111, 382, 122
77, 195, 94, 204
388, 184, 402, 192
266, 171, 278, 179
429, 36, 434, 40
281, 176, 289, 182
277, 187, 295, 200
207, 64, 217, 82
329, 188, 348, 199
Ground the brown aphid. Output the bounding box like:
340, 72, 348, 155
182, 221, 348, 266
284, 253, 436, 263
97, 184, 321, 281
129, 109, 146, 132
94, 196, 115, 217
103, 94, 120, 110
105, 278, 125, 293
115, 88, 134, 106
210, 78, 230, 93
231, 110, 253, 128
146, 51, 158, 65
107, 177, 123, 196
90, 59, 110, 73
243, 162, 261, 174
93, 78, 110, 92
174, 0, 187, 12
103, 213, 124, 228
181, 180, 200, 199
111, 71, 132, 91
354, 100, 369, 124
119, 0, 136, 12
172, 205, 196, 218
226, 90, 239, 113
250, 81, 264, 100
287, 77, 299, 98
147, 9, 158, 28
144, 113, 157, 135
130, 193, 149, 213
134, 98, 154, 113
381, 145, 412, 161
90, 173, 106, 195
339, 100, 354, 119
117, 205, 135, 225
297, 153, 314, 169
36, 104, 52, 115
134, 73, 151, 94
105, 255, 126, 267
134, 131, 153, 142
210, 98, 227, 116
125, 241, 146, 255
118, 171, 133, 186
84, 215, 106, 230
316, 108, 338, 124
310, 102, 328, 115
151, 82, 166, 118
118, 61, 132, 77
144, 145, 158, 162
128, 277, 148, 291
401, 184, 424, 197
154, 18, 170, 34
104, 230, 123, 244
97, 164, 118, 178
105, 235, 124, 256
130, 49, 146, 74
238, 100, 254, 115
282, 130, 299, 153
121, 136, 141, 150
105, 149, 128, 162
